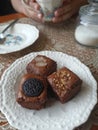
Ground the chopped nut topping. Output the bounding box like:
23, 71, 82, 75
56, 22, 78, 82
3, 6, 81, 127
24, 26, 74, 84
51, 69, 73, 97
66, 73, 70, 77
68, 77, 71, 80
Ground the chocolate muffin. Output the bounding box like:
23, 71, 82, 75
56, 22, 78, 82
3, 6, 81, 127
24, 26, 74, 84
26, 55, 57, 77
16, 74, 47, 110
47, 67, 82, 103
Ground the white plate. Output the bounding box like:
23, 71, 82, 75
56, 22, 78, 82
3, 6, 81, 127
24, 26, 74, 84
0, 23, 39, 54
0, 51, 97, 130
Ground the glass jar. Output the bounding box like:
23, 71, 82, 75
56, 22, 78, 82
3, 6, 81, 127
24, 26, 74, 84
75, 0, 98, 48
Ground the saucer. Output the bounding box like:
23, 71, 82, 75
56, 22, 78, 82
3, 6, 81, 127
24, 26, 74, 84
0, 51, 97, 130
0, 23, 39, 54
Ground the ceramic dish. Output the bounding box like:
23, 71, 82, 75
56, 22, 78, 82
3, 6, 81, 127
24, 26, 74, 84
0, 23, 39, 54
0, 51, 97, 130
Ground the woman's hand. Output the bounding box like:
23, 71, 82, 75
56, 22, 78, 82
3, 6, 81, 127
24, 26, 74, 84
52, 0, 87, 23
23, 0, 44, 22
52, 0, 72, 23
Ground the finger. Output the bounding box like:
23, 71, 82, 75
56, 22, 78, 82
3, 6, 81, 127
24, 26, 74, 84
52, 11, 72, 23
29, 1, 40, 11
25, 8, 43, 22
54, 4, 72, 17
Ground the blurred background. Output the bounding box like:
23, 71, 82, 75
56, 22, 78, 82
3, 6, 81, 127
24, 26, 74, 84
0, 0, 16, 16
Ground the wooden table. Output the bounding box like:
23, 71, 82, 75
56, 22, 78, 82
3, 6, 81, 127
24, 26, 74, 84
0, 13, 25, 23
0, 13, 98, 130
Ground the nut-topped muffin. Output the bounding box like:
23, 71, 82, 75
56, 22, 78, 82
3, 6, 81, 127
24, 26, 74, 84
16, 73, 47, 110
47, 67, 82, 103
26, 55, 57, 77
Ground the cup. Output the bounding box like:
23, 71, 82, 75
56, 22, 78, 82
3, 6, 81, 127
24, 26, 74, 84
22, 0, 63, 21
36, 0, 63, 21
